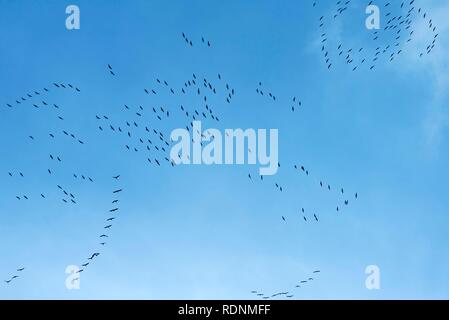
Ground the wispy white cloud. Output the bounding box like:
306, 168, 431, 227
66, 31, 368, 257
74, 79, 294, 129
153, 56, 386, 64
397, 1, 449, 152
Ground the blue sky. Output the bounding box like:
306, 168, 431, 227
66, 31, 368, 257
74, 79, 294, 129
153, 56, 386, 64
0, 0, 449, 299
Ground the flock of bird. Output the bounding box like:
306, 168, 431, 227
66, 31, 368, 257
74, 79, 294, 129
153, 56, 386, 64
256, 82, 304, 113
4, 83, 80, 110
248, 161, 358, 224
3, 82, 90, 205
1, 65, 241, 287
7, 170, 95, 204
3, 268, 25, 285
96, 64, 237, 168
314, 0, 438, 71
0, 59, 325, 294
2, 81, 90, 285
